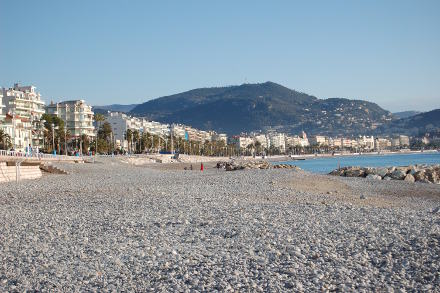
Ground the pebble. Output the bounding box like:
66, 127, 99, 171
0, 159, 439, 291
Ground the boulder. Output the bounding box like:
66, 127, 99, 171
383, 176, 392, 181
409, 166, 419, 175
329, 168, 345, 176
404, 173, 415, 183
413, 170, 425, 182
418, 178, 432, 184
391, 169, 406, 180
364, 167, 375, 175
375, 167, 389, 178
366, 174, 382, 180
344, 168, 365, 177
425, 169, 439, 184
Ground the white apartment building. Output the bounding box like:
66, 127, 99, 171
309, 135, 327, 146
105, 112, 143, 149
285, 135, 301, 148
46, 100, 95, 139
269, 133, 286, 152
230, 136, 254, 150
106, 112, 171, 149
143, 120, 169, 137
105, 112, 132, 146
357, 136, 375, 150
330, 137, 342, 148
0, 91, 5, 120
375, 138, 391, 150
1, 114, 32, 151
253, 134, 270, 149
172, 124, 187, 140
342, 138, 353, 149
2, 84, 46, 147
399, 135, 410, 147
211, 133, 228, 144
2, 84, 46, 120
391, 137, 400, 148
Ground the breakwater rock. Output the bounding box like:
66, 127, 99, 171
330, 164, 440, 184
217, 161, 300, 171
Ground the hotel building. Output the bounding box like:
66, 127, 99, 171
46, 100, 95, 139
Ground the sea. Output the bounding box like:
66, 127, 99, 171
281, 151, 440, 174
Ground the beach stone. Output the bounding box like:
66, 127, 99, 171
1, 158, 439, 292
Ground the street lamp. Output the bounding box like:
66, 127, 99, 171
64, 128, 67, 155
51, 123, 55, 154
11, 112, 16, 151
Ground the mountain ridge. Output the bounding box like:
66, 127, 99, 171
130, 82, 393, 135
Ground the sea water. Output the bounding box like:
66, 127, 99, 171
282, 152, 440, 174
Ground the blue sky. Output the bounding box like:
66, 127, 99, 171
1, 0, 439, 112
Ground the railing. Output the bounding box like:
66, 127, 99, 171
0, 149, 83, 161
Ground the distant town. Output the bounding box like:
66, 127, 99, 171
0, 83, 438, 156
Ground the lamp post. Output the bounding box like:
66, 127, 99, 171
170, 124, 174, 154
64, 128, 67, 155
51, 123, 55, 154
12, 112, 16, 151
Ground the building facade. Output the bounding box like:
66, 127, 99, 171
269, 133, 286, 152
2, 84, 46, 147
0, 91, 5, 120
1, 114, 32, 151
309, 135, 327, 146
46, 100, 95, 139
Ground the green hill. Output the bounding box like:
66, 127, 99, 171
130, 82, 393, 135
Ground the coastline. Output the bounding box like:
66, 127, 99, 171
267, 149, 439, 162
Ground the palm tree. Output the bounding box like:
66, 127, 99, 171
81, 134, 89, 155
125, 129, 133, 153
254, 141, 262, 155
133, 130, 140, 153
94, 113, 105, 130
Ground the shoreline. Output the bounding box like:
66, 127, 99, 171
267, 149, 439, 162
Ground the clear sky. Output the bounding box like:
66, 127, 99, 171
1, 0, 439, 112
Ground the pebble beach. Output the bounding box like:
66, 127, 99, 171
1, 157, 439, 291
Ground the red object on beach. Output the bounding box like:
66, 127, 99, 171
201, 163, 204, 171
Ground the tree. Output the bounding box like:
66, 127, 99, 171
98, 122, 112, 140
254, 141, 262, 155
0, 129, 12, 150
81, 134, 89, 155
42, 114, 65, 153
97, 122, 113, 154
133, 130, 140, 153
94, 113, 105, 130
141, 132, 149, 152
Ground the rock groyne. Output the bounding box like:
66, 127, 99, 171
330, 164, 440, 184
